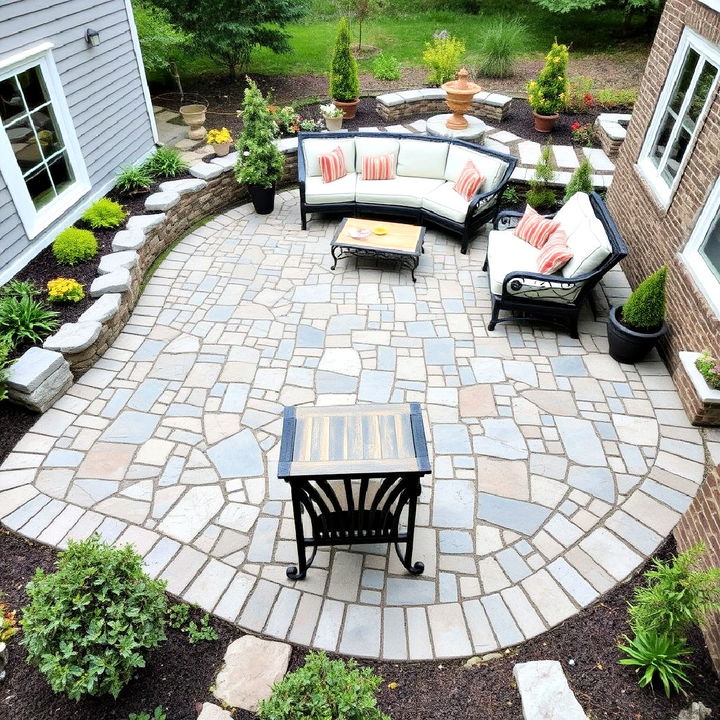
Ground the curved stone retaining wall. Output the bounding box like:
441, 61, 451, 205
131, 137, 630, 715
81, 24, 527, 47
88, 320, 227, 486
376, 89, 512, 124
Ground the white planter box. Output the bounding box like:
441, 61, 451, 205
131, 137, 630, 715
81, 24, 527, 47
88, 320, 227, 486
679, 351, 720, 406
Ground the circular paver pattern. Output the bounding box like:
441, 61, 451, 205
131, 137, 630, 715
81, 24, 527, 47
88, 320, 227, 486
0, 190, 706, 660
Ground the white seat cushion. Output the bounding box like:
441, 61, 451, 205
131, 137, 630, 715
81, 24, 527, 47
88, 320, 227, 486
303, 138, 356, 177
396, 139, 449, 180
355, 177, 444, 207
422, 181, 493, 223
305, 172, 357, 204
487, 230, 540, 295
444, 145, 507, 191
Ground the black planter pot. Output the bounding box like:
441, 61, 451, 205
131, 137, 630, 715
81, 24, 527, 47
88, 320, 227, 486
247, 183, 276, 214
607, 305, 667, 364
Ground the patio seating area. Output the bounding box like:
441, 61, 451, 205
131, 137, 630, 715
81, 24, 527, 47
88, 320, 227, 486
0, 189, 706, 661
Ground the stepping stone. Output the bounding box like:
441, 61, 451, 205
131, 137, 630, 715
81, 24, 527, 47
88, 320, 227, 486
198, 704, 233, 720
513, 660, 588, 719
213, 635, 291, 712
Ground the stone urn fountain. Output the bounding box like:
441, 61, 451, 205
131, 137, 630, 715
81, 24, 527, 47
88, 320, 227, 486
426, 68, 488, 141
442, 67, 480, 130
179, 103, 208, 141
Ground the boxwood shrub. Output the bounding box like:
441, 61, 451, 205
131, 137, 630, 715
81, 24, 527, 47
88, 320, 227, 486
52, 227, 98, 266
22, 535, 167, 700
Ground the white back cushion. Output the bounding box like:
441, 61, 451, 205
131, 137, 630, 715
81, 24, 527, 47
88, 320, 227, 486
397, 139, 449, 179
561, 216, 612, 277
553, 192, 593, 235
303, 138, 355, 177
444, 145, 507, 190
354, 137, 400, 170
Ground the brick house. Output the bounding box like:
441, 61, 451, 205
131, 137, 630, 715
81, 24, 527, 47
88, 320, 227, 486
606, 0, 720, 670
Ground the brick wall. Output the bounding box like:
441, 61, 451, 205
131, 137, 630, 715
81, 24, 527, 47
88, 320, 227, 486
606, 0, 720, 426
674, 463, 720, 674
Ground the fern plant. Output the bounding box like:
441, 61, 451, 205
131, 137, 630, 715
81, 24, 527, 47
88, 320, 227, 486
621, 265, 668, 332
330, 18, 359, 102
564, 158, 594, 202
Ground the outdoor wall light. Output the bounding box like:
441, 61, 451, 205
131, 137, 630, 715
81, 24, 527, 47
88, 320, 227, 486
85, 29, 100, 47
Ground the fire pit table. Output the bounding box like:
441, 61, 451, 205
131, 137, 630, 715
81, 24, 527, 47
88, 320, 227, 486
278, 403, 431, 579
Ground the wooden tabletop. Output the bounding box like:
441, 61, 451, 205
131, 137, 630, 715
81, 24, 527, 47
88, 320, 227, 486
333, 217, 425, 255
278, 403, 430, 479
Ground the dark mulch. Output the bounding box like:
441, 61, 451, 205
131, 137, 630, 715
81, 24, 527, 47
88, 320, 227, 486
1, 527, 719, 720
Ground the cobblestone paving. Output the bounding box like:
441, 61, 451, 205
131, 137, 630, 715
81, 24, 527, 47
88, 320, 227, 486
0, 190, 705, 660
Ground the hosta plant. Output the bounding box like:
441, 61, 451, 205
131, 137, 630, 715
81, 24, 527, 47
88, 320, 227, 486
618, 629, 692, 697
22, 535, 167, 700
52, 227, 98, 266
81, 198, 127, 229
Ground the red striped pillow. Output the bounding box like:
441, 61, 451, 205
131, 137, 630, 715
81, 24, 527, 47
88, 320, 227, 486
453, 161, 486, 201
536, 233, 573, 275
516, 206, 561, 249
362, 152, 395, 180
318, 146, 347, 184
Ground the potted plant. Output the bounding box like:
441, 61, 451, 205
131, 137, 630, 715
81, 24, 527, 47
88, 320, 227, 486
330, 18, 360, 119
320, 103, 344, 131
607, 266, 668, 364
235, 79, 285, 215
527, 41, 569, 133
206, 127, 233, 156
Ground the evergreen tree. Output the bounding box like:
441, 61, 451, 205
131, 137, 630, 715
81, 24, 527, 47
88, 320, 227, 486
622, 266, 668, 331
564, 158, 594, 202
330, 18, 360, 102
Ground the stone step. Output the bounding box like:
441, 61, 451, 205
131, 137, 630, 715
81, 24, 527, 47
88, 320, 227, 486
513, 660, 588, 720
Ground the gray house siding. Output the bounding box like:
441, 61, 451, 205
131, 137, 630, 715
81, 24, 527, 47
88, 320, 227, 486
0, 0, 156, 280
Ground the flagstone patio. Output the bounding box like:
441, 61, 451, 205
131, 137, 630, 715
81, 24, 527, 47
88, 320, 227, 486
0, 189, 707, 660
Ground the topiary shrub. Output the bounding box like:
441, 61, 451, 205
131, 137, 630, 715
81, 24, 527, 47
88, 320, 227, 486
330, 18, 359, 102
235, 78, 285, 188
81, 198, 127, 229
52, 227, 98, 265
258, 651, 390, 720
563, 158, 594, 203
527, 41, 569, 116
621, 265, 668, 332
22, 535, 167, 700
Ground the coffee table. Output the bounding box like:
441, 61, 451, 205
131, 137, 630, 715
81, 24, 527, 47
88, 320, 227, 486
330, 217, 425, 282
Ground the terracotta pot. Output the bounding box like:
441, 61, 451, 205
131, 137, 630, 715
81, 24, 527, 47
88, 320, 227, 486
332, 98, 360, 120
179, 103, 208, 141
323, 115, 343, 131
533, 111, 559, 133
213, 142, 231, 157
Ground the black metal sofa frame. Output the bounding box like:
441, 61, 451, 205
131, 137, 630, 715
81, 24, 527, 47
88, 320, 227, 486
483, 192, 628, 339
297, 131, 517, 254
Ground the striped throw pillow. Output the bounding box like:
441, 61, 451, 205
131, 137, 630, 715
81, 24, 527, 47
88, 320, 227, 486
515, 205, 561, 249
362, 152, 396, 180
318, 146, 347, 184
536, 230, 573, 274
453, 161, 486, 201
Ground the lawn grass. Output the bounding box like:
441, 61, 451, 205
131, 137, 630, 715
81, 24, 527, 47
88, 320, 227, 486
173, 0, 651, 79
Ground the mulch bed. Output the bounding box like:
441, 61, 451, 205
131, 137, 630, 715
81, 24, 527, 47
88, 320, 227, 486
1, 527, 719, 720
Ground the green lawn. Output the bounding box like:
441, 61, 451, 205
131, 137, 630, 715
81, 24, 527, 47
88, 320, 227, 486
174, 0, 651, 79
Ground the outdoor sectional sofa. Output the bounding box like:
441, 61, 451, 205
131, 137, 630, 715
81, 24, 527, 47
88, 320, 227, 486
298, 131, 517, 254
484, 191, 628, 338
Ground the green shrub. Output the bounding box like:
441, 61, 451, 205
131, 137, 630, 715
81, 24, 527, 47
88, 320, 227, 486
502, 185, 520, 205
477, 17, 526, 79
563, 158, 594, 202
81, 198, 127, 229
52, 227, 98, 266
22, 535, 167, 701
0, 279, 40, 299
258, 651, 390, 720
422, 31, 466, 86
621, 265, 668, 332
526, 143, 556, 210
0, 295, 59, 348
235, 79, 285, 188
629, 543, 720, 636
330, 18, 359, 101
596, 87, 637, 109
115, 164, 154, 194
565, 75, 595, 113
618, 629, 692, 697
527, 41, 569, 115
143, 147, 188, 178
0, 340, 13, 402
695, 349, 720, 390
128, 707, 166, 720
167, 603, 218, 643
371, 53, 402, 81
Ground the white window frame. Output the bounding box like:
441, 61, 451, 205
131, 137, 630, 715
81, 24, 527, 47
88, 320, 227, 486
0, 43, 90, 239
637, 27, 720, 208
699, 0, 720, 12
681, 175, 720, 318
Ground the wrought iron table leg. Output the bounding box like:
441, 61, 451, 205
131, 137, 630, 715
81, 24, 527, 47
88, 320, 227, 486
330, 245, 340, 271
411, 256, 419, 283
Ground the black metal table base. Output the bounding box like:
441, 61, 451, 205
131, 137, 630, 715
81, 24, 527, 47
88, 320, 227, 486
331, 245, 421, 282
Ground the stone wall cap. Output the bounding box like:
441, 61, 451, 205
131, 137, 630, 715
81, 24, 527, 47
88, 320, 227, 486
126, 213, 166, 234
159, 178, 207, 195
190, 162, 224, 180
211, 152, 238, 171
396, 89, 426, 101
90, 268, 132, 297
44, 321, 103, 354
376, 93, 405, 106
112, 229, 146, 252
482, 92, 512, 106
6, 347, 65, 393
78, 293, 122, 324
145, 191, 180, 212
98, 250, 139, 275
417, 88, 446, 100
